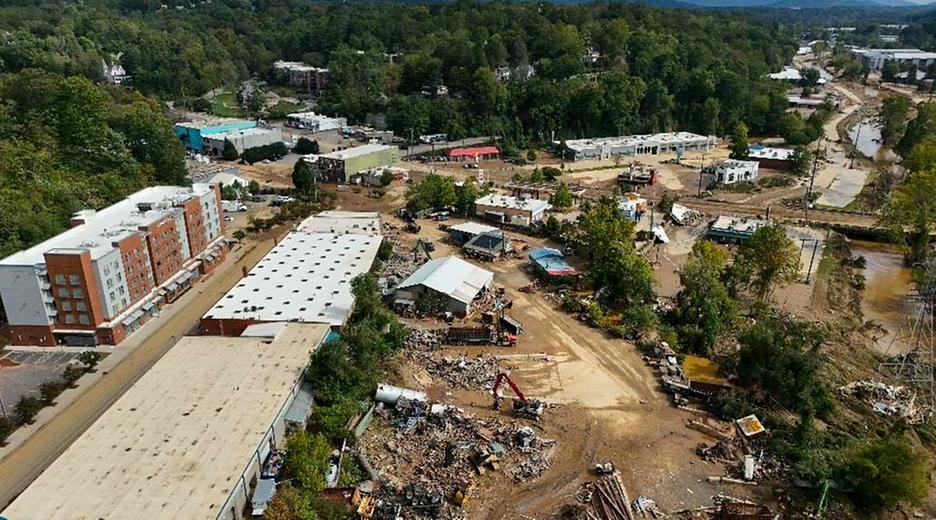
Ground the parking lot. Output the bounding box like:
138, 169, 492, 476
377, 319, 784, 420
0, 351, 86, 410
2, 351, 82, 366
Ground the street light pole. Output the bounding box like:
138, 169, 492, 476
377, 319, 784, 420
805, 139, 823, 224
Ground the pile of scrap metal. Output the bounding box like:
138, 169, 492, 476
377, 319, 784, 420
839, 380, 926, 424
359, 384, 556, 518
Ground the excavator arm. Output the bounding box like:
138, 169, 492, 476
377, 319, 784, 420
492, 372, 527, 405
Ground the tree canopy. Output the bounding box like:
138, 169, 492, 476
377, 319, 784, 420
0, 69, 186, 257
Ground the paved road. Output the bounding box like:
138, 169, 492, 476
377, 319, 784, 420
0, 235, 281, 510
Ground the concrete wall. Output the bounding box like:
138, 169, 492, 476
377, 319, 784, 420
203, 128, 283, 155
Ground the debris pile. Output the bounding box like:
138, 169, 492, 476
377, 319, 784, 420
424, 354, 508, 391
358, 401, 556, 519
839, 380, 925, 424
575, 473, 636, 520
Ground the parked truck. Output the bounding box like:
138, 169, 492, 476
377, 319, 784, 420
445, 326, 517, 346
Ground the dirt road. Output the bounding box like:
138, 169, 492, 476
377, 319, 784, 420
0, 235, 281, 509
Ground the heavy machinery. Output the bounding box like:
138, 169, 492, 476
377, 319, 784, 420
492, 372, 544, 420
445, 326, 517, 346
413, 239, 434, 261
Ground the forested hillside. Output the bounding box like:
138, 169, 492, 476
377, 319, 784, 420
0, 70, 187, 257
0, 0, 795, 143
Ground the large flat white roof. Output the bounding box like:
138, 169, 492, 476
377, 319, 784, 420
2, 323, 329, 520
0, 184, 214, 266
320, 143, 396, 160
564, 132, 713, 152
203, 231, 381, 326
476, 194, 551, 214
296, 211, 382, 236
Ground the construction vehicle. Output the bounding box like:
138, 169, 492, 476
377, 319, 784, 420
404, 221, 421, 233
445, 326, 517, 346
595, 462, 616, 475
492, 371, 545, 420
413, 239, 434, 261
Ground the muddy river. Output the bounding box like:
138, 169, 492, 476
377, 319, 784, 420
848, 119, 883, 159
852, 240, 915, 354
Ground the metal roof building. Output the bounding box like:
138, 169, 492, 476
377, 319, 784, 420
296, 211, 382, 236
2, 322, 330, 520
201, 231, 381, 335
394, 256, 494, 316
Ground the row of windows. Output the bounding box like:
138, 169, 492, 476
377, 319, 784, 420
57, 287, 85, 299
60, 300, 87, 312
63, 313, 91, 325
54, 274, 81, 286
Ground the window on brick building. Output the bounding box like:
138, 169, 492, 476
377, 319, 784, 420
69, 274, 80, 285
61, 301, 72, 311
76, 301, 87, 312
78, 313, 90, 325
73, 288, 84, 298
59, 287, 71, 298
55, 274, 66, 285
64, 314, 76, 324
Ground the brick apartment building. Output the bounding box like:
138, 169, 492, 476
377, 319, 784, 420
0, 184, 227, 347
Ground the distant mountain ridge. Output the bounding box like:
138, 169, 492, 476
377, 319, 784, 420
628, 0, 928, 8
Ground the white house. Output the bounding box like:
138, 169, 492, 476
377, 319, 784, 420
715, 160, 759, 185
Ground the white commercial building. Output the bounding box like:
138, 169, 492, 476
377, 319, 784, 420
285, 111, 347, 132
564, 132, 716, 161
2, 322, 330, 520
849, 48, 936, 72
296, 211, 382, 236
201, 212, 382, 335
767, 67, 827, 85
202, 127, 283, 155
715, 159, 760, 185
394, 256, 494, 316
475, 194, 551, 227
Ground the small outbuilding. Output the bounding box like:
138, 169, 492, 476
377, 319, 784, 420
447, 221, 500, 245
529, 248, 577, 278
715, 160, 759, 185
393, 256, 494, 316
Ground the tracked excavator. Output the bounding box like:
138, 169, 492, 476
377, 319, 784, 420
492, 372, 544, 421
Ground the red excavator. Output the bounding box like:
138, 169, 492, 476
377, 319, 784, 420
492, 372, 545, 421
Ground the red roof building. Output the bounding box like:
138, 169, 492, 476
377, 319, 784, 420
448, 146, 500, 161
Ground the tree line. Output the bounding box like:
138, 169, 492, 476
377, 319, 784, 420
0, 0, 797, 151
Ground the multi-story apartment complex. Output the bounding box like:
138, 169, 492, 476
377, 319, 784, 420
0, 184, 226, 347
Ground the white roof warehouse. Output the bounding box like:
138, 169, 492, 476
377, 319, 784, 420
2, 322, 330, 520
201, 212, 382, 336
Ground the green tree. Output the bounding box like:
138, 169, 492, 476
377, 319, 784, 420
882, 60, 901, 83
730, 122, 750, 159
898, 102, 936, 158
670, 241, 737, 355
292, 160, 315, 194
526, 149, 538, 162
800, 67, 820, 87
733, 224, 800, 301
882, 168, 936, 263
550, 182, 573, 210
221, 139, 238, 161
541, 167, 561, 182
839, 436, 929, 510
284, 430, 332, 493
880, 95, 912, 146
293, 137, 320, 155
734, 317, 833, 416
454, 182, 479, 216
248, 180, 260, 194
405, 174, 456, 211
14, 395, 43, 425
791, 146, 812, 176
529, 168, 545, 183
78, 351, 101, 372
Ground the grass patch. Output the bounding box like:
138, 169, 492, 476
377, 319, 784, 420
758, 175, 796, 189
209, 92, 245, 118
268, 101, 304, 119
720, 181, 758, 193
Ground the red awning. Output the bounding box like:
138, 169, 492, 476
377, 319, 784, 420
448, 146, 500, 158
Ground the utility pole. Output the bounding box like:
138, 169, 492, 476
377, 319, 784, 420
805, 239, 820, 284
805, 139, 823, 223
0, 382, 7, 421
849, 119, 862, 169
698, 153, 705, 197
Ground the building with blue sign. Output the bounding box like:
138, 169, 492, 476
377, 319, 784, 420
175, 118, 257, 152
